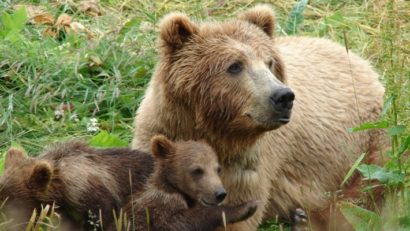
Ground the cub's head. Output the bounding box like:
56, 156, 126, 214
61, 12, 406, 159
151, 135, 225, 207
156, 5, 294, 135
0, 148, 54, 227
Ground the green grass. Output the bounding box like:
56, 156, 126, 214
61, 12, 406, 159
0, 0, 409, 230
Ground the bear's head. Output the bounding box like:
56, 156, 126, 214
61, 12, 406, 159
151, 135, 226, 207
156, 5, 294, 136
0, 148, 54, 226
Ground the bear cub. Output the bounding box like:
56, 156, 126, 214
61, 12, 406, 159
121, 135, 259, 231
0, 141, 154, 230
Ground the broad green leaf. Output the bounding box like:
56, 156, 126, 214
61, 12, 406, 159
381, 95, 395, 116
341, 152, 366, 186
357, 164, 404, 185
399, 216, 410, 227
4, 30, 24, 42
398, 135, 410, 156
389, 125, 406, 136
285, 0, 308, 35
0, 28, 6, 38
12, 7, 28, 31
1, 11, 14, 30
0, 7, 27, 41
89, 130, 128, 148
340, 202, 381, 231
347, 121, 389, 132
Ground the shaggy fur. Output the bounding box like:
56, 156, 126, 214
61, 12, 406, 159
132, 5, 386, 231
0, 141, 153, 231
121, 135, 259, 231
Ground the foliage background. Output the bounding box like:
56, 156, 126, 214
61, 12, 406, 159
0, 0, 409, 230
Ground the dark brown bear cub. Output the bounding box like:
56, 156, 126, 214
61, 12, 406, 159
0, 141, 153, 231
122, 135, 259, 231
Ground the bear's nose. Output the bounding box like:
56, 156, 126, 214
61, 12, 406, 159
270, 88, 295, 111
215, 188, 227, 203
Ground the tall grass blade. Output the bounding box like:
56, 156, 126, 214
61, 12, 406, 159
341, 153, 366, 186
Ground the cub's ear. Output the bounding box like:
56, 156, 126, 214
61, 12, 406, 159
238, 5, 276, 37
27, 162, 53, 190
159, 12, 198, 54
151, 135, 176, 159
5, 148, 27, 169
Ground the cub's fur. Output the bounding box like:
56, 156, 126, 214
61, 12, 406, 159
0, 142, 153, 230
122, 135, 258, 231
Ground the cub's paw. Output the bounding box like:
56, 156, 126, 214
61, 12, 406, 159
225, 200, 260, 223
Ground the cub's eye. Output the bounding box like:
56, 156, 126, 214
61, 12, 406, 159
191, 168, 204, 177
267, 59, 273, 69
227, 61, 243, 75
217, 166, 222, 174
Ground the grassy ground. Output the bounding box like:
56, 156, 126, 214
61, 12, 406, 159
0, 0, 409, 230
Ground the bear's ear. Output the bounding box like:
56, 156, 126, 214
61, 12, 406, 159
27, 162, 53, 190
151, 135, 176, 159
5, 148, 27, 169
238, 5, 276, 37
159, 12, 198, 54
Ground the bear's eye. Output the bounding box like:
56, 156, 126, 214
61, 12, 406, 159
191, 168, 204, 177
267, 59, 273, 69
227, 61, 243, 75
217, 166, 222, 174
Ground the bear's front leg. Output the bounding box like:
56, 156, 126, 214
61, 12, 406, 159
217, 164, 272, 231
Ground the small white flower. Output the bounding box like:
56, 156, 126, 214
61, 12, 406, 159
69, 113, 79, 122
54, 108, 64, 121
87, 118, 100, 133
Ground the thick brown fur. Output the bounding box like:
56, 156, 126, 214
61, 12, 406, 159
121, 135, 258, 231
132, 4, 387, 231
0, 141, 153, 231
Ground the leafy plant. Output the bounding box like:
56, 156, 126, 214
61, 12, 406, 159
357, 164, 405, 186
340, 202, 381, 231
0, 7, 27, 42
89, 130, 128, 148
340, 0, 409, 229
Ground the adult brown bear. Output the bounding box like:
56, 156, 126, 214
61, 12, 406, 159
132, 5, 386, 230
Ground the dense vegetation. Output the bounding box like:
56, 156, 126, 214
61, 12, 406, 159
0, 0, 408, 230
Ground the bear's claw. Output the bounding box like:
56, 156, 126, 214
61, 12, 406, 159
291, 208, 308, 231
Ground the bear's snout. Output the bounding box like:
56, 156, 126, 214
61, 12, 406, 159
214, 187, 227, 203
270, 87, 295, 122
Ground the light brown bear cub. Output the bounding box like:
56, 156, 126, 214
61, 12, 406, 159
122, 135, 259, 231
0, 141, 154, 231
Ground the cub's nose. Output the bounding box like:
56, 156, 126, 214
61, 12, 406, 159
270, 88, 295, 111
214, 188, 227, 203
